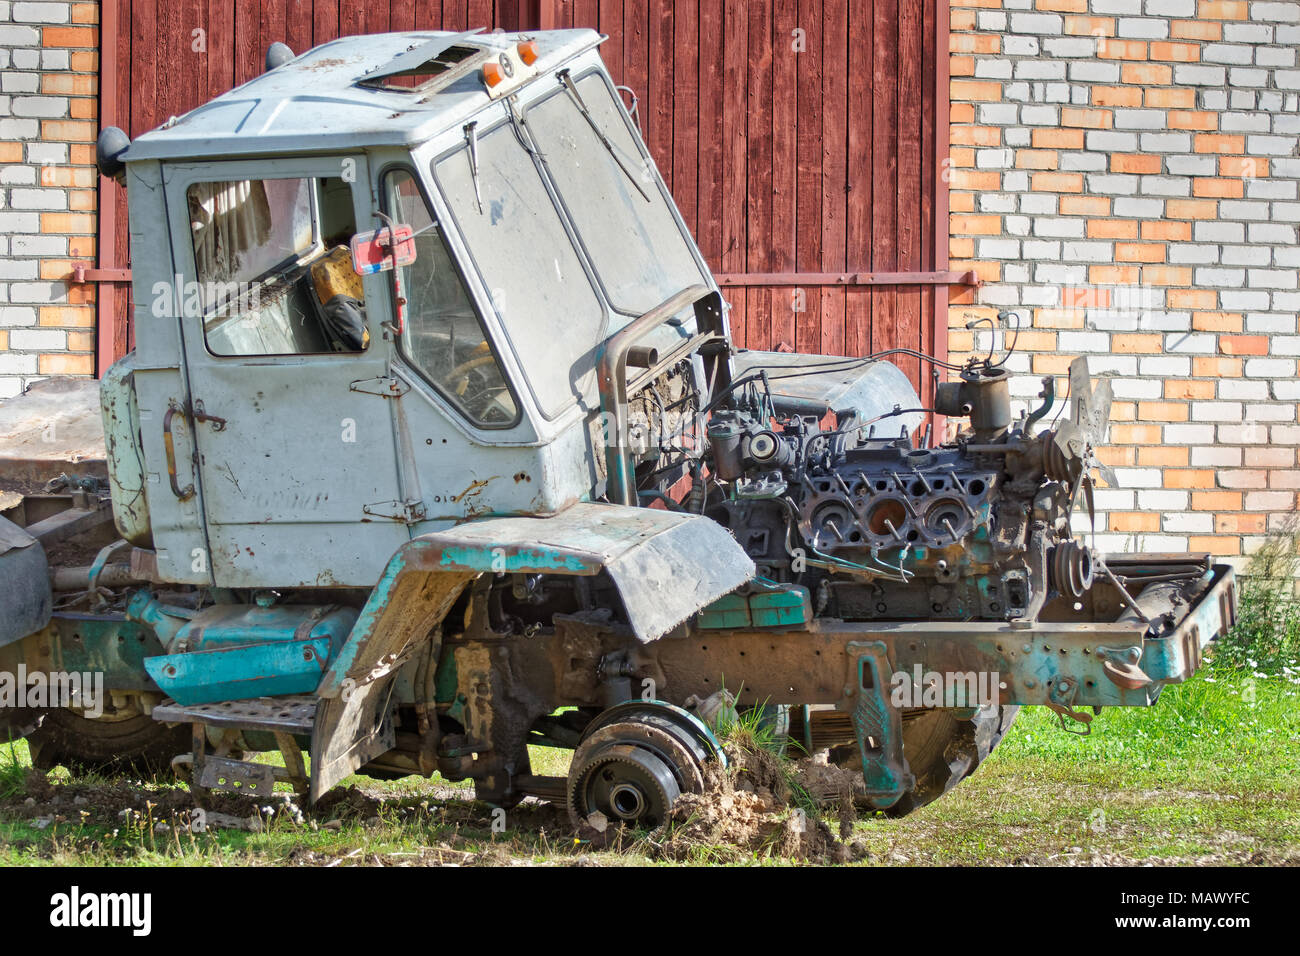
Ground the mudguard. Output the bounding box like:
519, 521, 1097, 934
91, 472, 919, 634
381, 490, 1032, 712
308, 501, 755, 800
0, 516, 51, 649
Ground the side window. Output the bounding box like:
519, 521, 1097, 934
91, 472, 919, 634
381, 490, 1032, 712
188, 174, 369, 357
383, 169, 518, 427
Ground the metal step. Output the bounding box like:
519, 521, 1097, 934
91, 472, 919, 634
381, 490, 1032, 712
152, 695, 316, 734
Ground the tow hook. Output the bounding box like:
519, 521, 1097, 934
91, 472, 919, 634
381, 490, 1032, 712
1097, 645, 1152, 690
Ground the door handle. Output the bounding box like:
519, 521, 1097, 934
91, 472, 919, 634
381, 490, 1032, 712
163, 400, 229, 501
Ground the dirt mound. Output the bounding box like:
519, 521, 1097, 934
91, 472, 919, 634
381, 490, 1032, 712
650, 750, 869, 863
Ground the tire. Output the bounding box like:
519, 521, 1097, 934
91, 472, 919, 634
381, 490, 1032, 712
830, 705, 1019, 816
26, 709, 189, 778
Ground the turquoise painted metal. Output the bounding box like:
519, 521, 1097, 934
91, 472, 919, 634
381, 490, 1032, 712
699, 581, 813, 629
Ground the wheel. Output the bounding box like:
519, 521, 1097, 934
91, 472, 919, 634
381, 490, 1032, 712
26, 708, 189, 778
567, 703, 718, 828
830, 705, 1019, 816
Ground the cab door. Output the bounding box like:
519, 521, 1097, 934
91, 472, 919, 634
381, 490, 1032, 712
164, 156, 411, 587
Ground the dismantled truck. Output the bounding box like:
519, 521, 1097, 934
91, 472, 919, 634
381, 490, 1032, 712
0, 29, 1236, 825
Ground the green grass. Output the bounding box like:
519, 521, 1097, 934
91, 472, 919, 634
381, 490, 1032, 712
2, 668, 1294, 866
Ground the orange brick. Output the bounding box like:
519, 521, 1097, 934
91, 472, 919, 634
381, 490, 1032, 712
1029, 309, 1086, 329
41, 74, 96, 96
1031, 129, 1083, 150
39, 120, 95, 142
69, 144, 95, 165
0, 142, 23, 163
1111, 153, 1162, 174
1198, 1, 1248, 19
1138, 446, 1188, 467
69, 50, 98, 71
39, 261, 75, 281
951, 125, 1002, 146
40, 306, 95, 328
949, 236, 975, 258
1111, 512, 1161, 533
42, 26, 97, 47
71, 3, 99, 24
1189, 536, 1240, 555
950, 147, 975, 168
66, 236, 96, 259
951, 103, 976, 124
1166, 378, 1216, 399
1141, 220, 1190, 241
1169, 110, 1217, 131
950, 214, 1003, 235
1016, 150, 1060, 170
1030, 171, 1083, 192
1061, 195, 1111, 216
1065, 15, 1114, 34
0, 331, 6, 350
1195, 133, 1245, 154
1114, 334, 1165, 353
69, 98, 95, 119
1112, 424, 1163, 444
1194, 177, 1243, 198
950, 169, 1001, 191
1219, 335, 1269, 356
1089, 265, 1141, 284
1138, 400, 1190, 421
951, 34, 1002, 54
1192, 491, 1242, 512
1122, 63, 1171, 85
1033, 353, 1080, 376
1098, 39, 1147, 60
951, 55, 976, 76
1219, 156, 1268, 178
1215, 513, 1266, 535
970, 260, 1002, 283
1039, 0, 1090, 12
67, 331, 94, 351
1114, 242, 1166, 263
950, 9, 977, 30
1093, 86, 1143, 107
1061, 107, 1113, 129
1192, 356, 1242, 377
1150, 42, 1201, 62
68, 189, 95, 211
1145, 87, 1197, 108
1063, 286, 1111, 309
1141, 265, 1191, 286
1097, 445, 1136, 466
950, 193, 976, 213
951, 80, 1005, 102
40, 213, 95, 233
1191, 312, 1243, 333
1167, 289, 1217, 310
38, 353, 95, 375
1169, 19, 1222, 41
1016, 330, 1059, 352
1166, 469, 1216, 488
1166, 199, 1219, 219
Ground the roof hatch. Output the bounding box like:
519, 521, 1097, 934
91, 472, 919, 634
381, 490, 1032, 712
356, 29, 488, 93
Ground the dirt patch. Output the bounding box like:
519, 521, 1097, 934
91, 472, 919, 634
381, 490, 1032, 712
646, 748, 870, 863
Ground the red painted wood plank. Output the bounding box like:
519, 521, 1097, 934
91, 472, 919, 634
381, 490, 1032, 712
844, 0, 871, 359
285, 0, 312, 54
468, 0, 495, 29
672, 0, 698, 238
869, 0, 897, 363
622, 0, 649, 191
414, 0, 441, 31
572, 0, 599, 28
820, 0, 847, 358
154, 2, 182, 125
745, 0, 773, 352
794, 0, 822, 355
894, 0, 923, 388
181, 0, 206, 116
365, 0, 389, 34
339, 0, 370, 35
597, 0, 624, 85
646, 2, 673, 192
695, 0, 723, 272
233, 0, 261, 85
442, 0, 469, 31
770, 0, 797, 352
260, 0, 287, 62
313, 0, 340, 44
388, 0, 416, 32
919, 0, 937, 412
720, 0, 747, 345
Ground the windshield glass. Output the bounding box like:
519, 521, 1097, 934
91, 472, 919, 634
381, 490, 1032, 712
385, 168, 517, 427
528, 71, 706, 316
435, 121, 605, 419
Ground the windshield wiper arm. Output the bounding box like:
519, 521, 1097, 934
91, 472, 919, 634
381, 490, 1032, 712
463, 121, 484, 215
558, 70, 652, 202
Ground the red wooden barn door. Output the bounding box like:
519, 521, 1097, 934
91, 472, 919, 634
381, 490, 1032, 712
553, 0, 956, 409
97, 0, 955, 410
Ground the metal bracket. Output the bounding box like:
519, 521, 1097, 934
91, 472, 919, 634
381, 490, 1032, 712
350, 376, 410, 398
362, 498, 427, 524
845, 641, 914, 809
1046, 676, 1094, 735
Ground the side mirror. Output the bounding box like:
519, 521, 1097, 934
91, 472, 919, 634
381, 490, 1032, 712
349, 224, 417, 276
